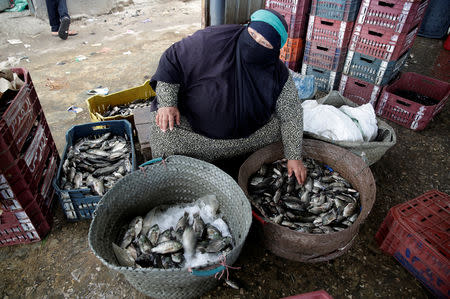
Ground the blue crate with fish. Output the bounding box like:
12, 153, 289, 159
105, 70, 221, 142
301, 63, 342, 92
53, 120, 136, 221
310, 0, 362, 21
343, 49, 410, 85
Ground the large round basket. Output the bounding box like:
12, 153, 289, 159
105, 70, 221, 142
238, 139, 376, 262
89, 155, 252, 299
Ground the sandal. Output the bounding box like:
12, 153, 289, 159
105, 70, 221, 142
58, 16, 70, 40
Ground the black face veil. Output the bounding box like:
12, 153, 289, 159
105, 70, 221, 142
150, 24, 289, 139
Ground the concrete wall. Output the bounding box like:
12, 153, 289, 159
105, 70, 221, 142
30, 0, 133, 20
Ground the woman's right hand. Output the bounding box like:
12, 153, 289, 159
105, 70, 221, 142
155, 107, 180, 132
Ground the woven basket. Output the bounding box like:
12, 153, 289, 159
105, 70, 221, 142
88, 155, 252, 299
238, 139, 376, 262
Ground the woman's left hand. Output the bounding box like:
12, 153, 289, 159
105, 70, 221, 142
287, 159, 307, 185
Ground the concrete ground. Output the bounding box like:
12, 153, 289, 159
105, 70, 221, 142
0, 1, 449, 298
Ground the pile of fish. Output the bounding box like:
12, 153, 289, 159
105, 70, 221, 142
102, 97, 154, 117
248, 158, 360, 234
112, 195, 234, 270
60, 132, 132, 196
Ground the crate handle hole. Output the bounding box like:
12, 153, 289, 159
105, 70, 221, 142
420, 217, 426, 222
368, 30, 383, 37
433, 233, 440, 239
317, 46, 329, 52
428, 214, 433, 218
396, 100, 411, 107
360, 57, 375, 64
424, 238, 431, 245
438, 250, 447, 258
320, 20, 334, 26
312, 68, 324, 74
378, 1, 394, 8
354, 82, 366, 88
92, 125, 110, 130
423, 199, 428, 202
437, 208, 443, 213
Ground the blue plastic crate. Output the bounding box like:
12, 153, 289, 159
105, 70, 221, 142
53, 120, 136, 221
310, 0, 362, 21
303, 41, 348, 72
343, 50, 410, 85
301, 63, 342, 92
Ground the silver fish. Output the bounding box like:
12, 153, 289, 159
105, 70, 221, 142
343, 203, 356, 217
225, 279, 240, 290
151, 240, 183, 254
193, 212, 205, 239
206, 237, 231, 253
182, 226, 196, 256
141, 208, 157, 236
74, 172, 83, 189
147, 224, 160, 246
127, 244, 138, 260
120, 228, 135, 248
112, 243, 135, 267
206, 224, 222, 240
91, 178, 104, 196
138, 235, 152, 254
176, 212, 189, 232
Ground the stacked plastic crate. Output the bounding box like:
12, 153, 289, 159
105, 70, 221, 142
266, 0, 312, 71
0, 68, 59, 247
339, 0, 429, 107
300, 0, 361, 92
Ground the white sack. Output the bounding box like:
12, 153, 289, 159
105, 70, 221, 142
339, 103, 378, 142
302, 100, 364, 142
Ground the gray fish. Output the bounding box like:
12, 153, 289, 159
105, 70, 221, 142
86, 149, 110, 158
171, 252, 184, 264
74, 172, 83, 189
158, 228, 173, 244
147, 224, 160, 246
63, 159, 70, 174
348, 213, 358, 223
151, 240, 183, 254
343, 203, 356, 217
112, 243, 135, 267
135, 253, 156, 268
127, 244, 138, 260
206, 236, 231, 253
193, 213, 205, 239
120, 228, 135, 248
91, 178, 104, 196
69, 167, 76, 183
176, 212, 189, 233
141, 208, 157, 236
206, 224, 222, 240
182, 226, 196, 256
124, 158, 132, 173
138, 235, 152, 254
225, 279, 240, 290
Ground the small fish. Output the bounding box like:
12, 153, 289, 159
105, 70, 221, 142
182, 226, 196, 256
74, 172, 83, 189
158, 228, 173, 244
225, 279, 240, 290
147, 224, 160, 246
176, 212, 189, 233
120, 228, 135, 248
112, 243, 135, 267
69, 167, 76, 183
206, 224, 222, 240
141, 208, 157, 236
193, 212, 205, 239
135, 253, 155, 267
151, 240, 183, 254
343, 203, 356, 217
171, 252, 184, 264
205, 237, 231, 253
126, 244, 138, 260
91, 178, 104, 196
138, 235, 152, 254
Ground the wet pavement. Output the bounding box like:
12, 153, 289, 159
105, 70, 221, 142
0, 1, 449, 298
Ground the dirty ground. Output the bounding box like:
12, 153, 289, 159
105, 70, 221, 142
0, 1, 448, 298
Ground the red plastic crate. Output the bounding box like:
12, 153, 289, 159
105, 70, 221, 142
339, 74, 382, 107
303, 41, 348, 71
356, 0, 429, 34
0, 210, 40, 246
0, 68, 41, 154
306, 16, 354, 48
376, 72, 450, 130
375, 190, 449, 298
265, 0, 312, 38
0, 113, 57, 195
349, 22, 419, 61
282, 290, 334, 299
280, 37, 304, 61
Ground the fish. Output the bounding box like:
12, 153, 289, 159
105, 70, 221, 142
206, 224, 222, 240
102, 98, 153, 118
138, 235, 152, 254
141, 208, 157, 236
193, 212, 205, 239
225, 279, 240, 290
135, 253, 156, 268
171, 252, 184, 264
120, 228, 135, 248
59, 131, 133, 196
175, 212, 189, 233
126, 244, 138, 260
147, 224, 160, 246
205, 237, 231, 253
112, 243, 135, 267
182, 226, 196, 256
248, 157, 361, 234
151, 240, 183, 254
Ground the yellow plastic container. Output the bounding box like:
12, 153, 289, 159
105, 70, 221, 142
86, 80, 156, 125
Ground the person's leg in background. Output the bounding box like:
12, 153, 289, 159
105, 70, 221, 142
45, 0, 60, 34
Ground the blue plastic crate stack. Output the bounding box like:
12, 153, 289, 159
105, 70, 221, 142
301, 0, 362, 92
265, 0, 312, 71
0, 68, 59, 247
339, 0, 429, 107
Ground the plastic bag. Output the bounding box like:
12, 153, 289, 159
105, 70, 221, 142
302, 100, 364, 142
289, 70, 316, 100
339, 104, 378, 142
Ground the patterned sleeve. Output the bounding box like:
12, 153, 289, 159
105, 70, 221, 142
275, 73, 303, 160
155, 81, 180, 107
